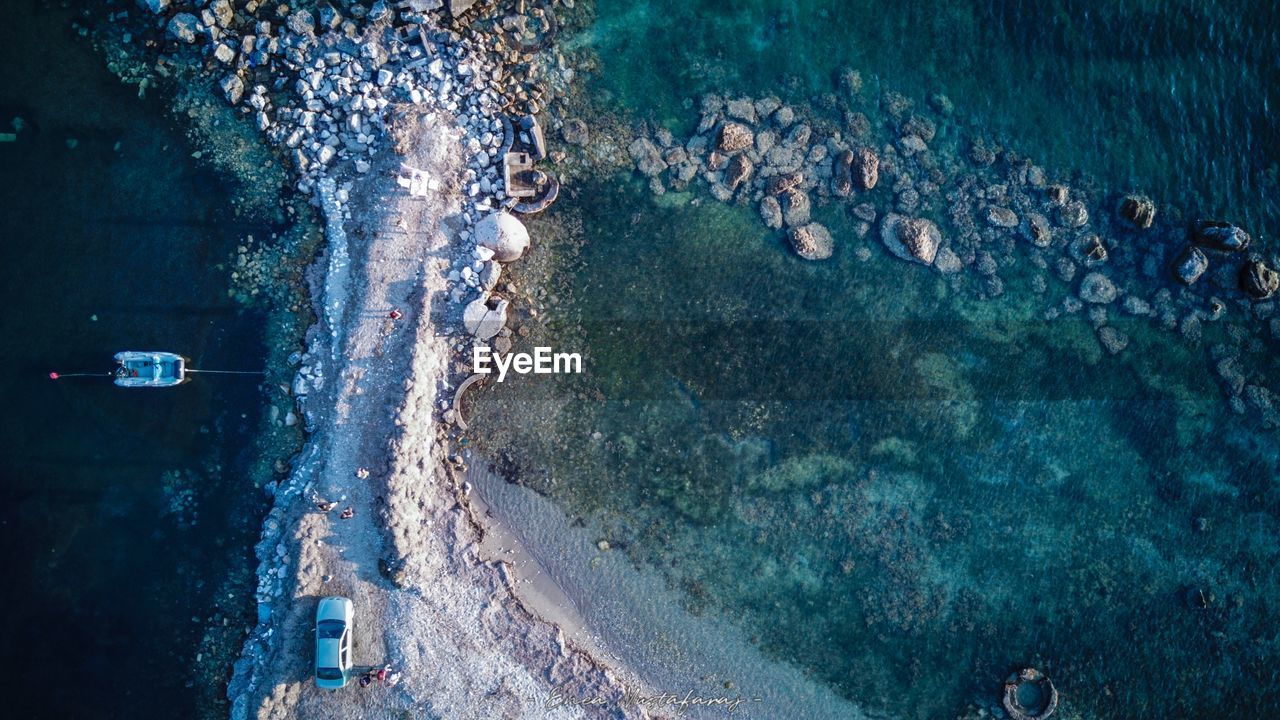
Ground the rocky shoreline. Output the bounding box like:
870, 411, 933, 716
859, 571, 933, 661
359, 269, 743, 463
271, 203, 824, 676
625, 80, 1280, 428
80, 1, 640, 718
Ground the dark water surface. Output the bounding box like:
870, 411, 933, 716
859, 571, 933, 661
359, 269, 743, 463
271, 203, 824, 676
0, 4, 268, 717
475, 1, 1280, 718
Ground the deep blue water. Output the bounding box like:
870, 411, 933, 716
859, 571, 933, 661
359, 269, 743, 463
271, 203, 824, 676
0, 5, 269, 717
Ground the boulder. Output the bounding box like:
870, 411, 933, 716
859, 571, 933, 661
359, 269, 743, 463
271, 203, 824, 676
717, 122, 754, 153
1056, 200, 1089, 228
759, 196, 783, 230
724, 154, 753, 191
853, 147, 879, 190
220, 74, 245, 105
1079, 272, 1118, 304
781, 189, 811, 227
1240, 260, 1280, 300
286, 9, 315, 36
167, 13, 200, 43
789, 223, 834, 261
986, 206, 1018, 228
831, 150, 854, 198
880, 214, 940, 265
1173, 246, 1209, 285
1193, 221, 1251, 252
139, 0, 170, 13
627, 137, 667, 177
463, 298, 509, 341
474, 212, 530, 262
1118, 194, 1156, 229
1021, 212, 1053, 247
934, 247, 963, 274
210, 0, 234, 27
772, 106, 795, 128
726, 98, 757, 124
765, 171, 804, 196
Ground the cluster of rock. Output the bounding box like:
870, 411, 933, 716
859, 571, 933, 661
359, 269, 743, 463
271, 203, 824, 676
627, 93, 887, 263
626, 82, 1279, 426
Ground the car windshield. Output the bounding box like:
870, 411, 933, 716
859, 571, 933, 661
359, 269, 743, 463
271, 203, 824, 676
316, 667, 343, 681
317, 620, 344, 639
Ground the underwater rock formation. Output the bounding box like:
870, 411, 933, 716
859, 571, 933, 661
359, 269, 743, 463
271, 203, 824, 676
788, 223, 834, 260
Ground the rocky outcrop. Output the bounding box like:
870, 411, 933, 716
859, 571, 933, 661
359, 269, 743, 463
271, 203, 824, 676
1079, 272, 1118, 304
789, 223, 834, 261
1118, 194, 1156, 229
561, 119, 589, 145
717, 122, 754, 153
1173, 246, 1209, 285
1193, 221, 1251, 252
880, 214, 940, 265
1240, 260, 1279, 300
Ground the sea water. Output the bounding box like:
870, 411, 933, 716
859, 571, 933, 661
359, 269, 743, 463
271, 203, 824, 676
0, 6, 272, 717
472, 1, 1280, 717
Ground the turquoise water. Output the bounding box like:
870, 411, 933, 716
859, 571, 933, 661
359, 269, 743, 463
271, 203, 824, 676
473, 1, 1280, 717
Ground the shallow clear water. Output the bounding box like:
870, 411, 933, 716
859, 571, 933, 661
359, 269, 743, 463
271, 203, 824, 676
0, 6, 270, 717
474, 0, 1280, 717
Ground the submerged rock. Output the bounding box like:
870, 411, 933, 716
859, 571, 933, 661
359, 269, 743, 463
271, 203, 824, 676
561, 119, 589, 145
717, 122, 754, 153
780, 189, 811, 227
1118, 194, 1156, 229
759, 196, 783, 229
1021, 212, 1053, 247
1193, 220, 1251, 252
853, 147, 879, 190
167, 13, 200, 43
986, 206, 1019, 228
880, 214, 940, 265
832, 149, 854, 197
1079, 272, 1118, 304
789, 223, 834, 261
1056, 200, 1089, 228
1173, 246, 1209, 285
1240, 260, 1280, 300
475, 212, 530, 262
628, 137, 667, 177
1098, 326, 1129, 355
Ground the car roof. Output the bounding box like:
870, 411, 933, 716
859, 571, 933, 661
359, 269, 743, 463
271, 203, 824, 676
316, 638, 342, 668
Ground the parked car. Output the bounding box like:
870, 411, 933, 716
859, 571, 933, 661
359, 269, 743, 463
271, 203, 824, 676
314, 596, 354, 689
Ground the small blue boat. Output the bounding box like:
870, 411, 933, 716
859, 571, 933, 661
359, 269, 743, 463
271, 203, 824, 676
113, 351, 189, 388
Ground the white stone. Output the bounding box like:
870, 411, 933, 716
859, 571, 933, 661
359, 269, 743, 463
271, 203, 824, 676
473, 212, 529, 262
